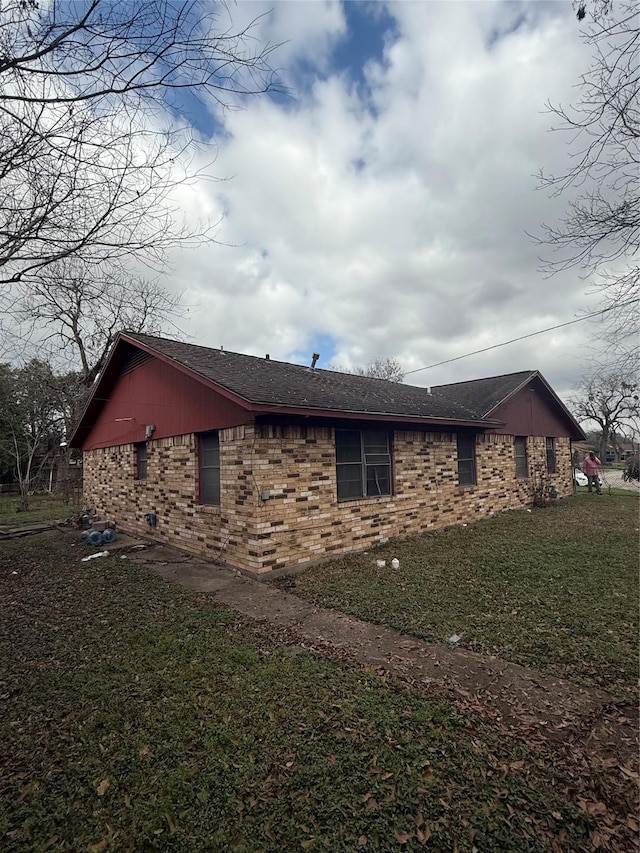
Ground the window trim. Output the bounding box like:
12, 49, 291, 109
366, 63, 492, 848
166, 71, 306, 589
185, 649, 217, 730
135, 441, 147, 481
545, 437, 556, 474
457, 433, 477, 487
198, 431, 221, 506
336, 429, 392, 502
515, 436, 528, 479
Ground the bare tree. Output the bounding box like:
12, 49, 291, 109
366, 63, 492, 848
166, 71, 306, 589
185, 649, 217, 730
335, 357, 405, 382
5, 257, 185, 498
538, 2, 639, 368
571, 372, 639, 460
14, 259, 183, 386
0, 0, 281, 286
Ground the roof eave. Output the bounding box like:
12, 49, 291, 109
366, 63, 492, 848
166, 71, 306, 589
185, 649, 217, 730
249, 401, 502, 428
68, 332, 129, 447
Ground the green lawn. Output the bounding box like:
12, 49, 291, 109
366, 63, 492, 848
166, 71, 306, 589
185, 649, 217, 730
294, 494, 639, 696
0, 495, 80, 527
0, 533, 606, 852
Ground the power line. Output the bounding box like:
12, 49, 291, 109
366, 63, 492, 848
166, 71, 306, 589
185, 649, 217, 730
403, 299, 640, 377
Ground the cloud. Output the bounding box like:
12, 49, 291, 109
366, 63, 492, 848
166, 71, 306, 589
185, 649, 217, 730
158, 0, 600, 403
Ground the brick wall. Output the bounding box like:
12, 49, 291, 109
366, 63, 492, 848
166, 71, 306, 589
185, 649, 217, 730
83, 426, 264, 573
83, 426, 572, 575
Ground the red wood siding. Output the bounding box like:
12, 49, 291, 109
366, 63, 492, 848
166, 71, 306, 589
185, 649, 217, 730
490, 379, 573, 437
82, 357, 251, 450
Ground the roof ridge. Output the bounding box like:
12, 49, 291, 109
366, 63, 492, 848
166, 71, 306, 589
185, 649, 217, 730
125, 332, 416, 387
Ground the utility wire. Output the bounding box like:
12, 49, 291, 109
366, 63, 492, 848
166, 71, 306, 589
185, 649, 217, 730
403, 298, 640, 377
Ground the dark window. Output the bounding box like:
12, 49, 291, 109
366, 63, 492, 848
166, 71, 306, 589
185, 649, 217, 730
457, 434, 476, 486
515, 436, 528, 478
199, 431, 220, 505
546, 437, 556, 473
336, 429, 391, 501
135, 442, 147, 480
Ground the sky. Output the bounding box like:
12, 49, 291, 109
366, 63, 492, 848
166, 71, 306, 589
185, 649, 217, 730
156, 0, 604, 400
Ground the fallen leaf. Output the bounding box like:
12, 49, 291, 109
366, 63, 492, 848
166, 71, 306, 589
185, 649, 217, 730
357, 836, 367, 847
620, 765, 639, 782
394, 830, 411, 844
301, 841, 314, 850
96, 778, 110, 797
87, 842, 107, 853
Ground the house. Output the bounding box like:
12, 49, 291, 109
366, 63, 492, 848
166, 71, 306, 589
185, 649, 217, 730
69, 333, 586, 576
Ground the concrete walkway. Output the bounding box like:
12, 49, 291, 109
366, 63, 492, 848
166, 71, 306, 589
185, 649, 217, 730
128, 542, 616, 737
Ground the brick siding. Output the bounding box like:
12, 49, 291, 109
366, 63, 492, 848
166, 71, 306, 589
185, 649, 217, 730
83, 426, 572, 576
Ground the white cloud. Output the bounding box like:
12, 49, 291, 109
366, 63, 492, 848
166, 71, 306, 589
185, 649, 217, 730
158, 0, 602, 403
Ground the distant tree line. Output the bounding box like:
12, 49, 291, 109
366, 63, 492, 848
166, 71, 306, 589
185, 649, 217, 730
0, 361, 80, 509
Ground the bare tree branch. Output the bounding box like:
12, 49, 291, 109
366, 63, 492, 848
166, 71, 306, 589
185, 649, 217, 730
0, 0, 283, 286
570, 371, 639, 460
333, 358, 405, 383
536, 2, 639, 370
12, 259, 184, 385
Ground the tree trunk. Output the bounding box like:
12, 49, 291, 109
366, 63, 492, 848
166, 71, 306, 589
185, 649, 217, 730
17, 483, 30, 512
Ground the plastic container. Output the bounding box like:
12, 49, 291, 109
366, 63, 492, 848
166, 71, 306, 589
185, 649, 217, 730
87, 530, 103, 546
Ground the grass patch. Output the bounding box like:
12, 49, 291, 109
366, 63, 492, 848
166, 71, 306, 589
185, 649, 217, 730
294, 495, 639, 696
0, 533, 599, 851
0, 495, 80, 527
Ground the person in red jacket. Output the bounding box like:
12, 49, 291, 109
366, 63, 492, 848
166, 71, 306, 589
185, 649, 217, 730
582, 451, 602, 494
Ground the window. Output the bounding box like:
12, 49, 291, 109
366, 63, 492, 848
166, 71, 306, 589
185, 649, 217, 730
515, 437, 528, 478
336, 429, 391, 501
457, 434, 476, 486
546, 437, 556, 473
199, 431, 220, 505
135, 442, 147, 480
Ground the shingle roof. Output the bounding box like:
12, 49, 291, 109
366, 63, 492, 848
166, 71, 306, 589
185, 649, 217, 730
125, 333, 489, 424
430, 371, 537, 418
